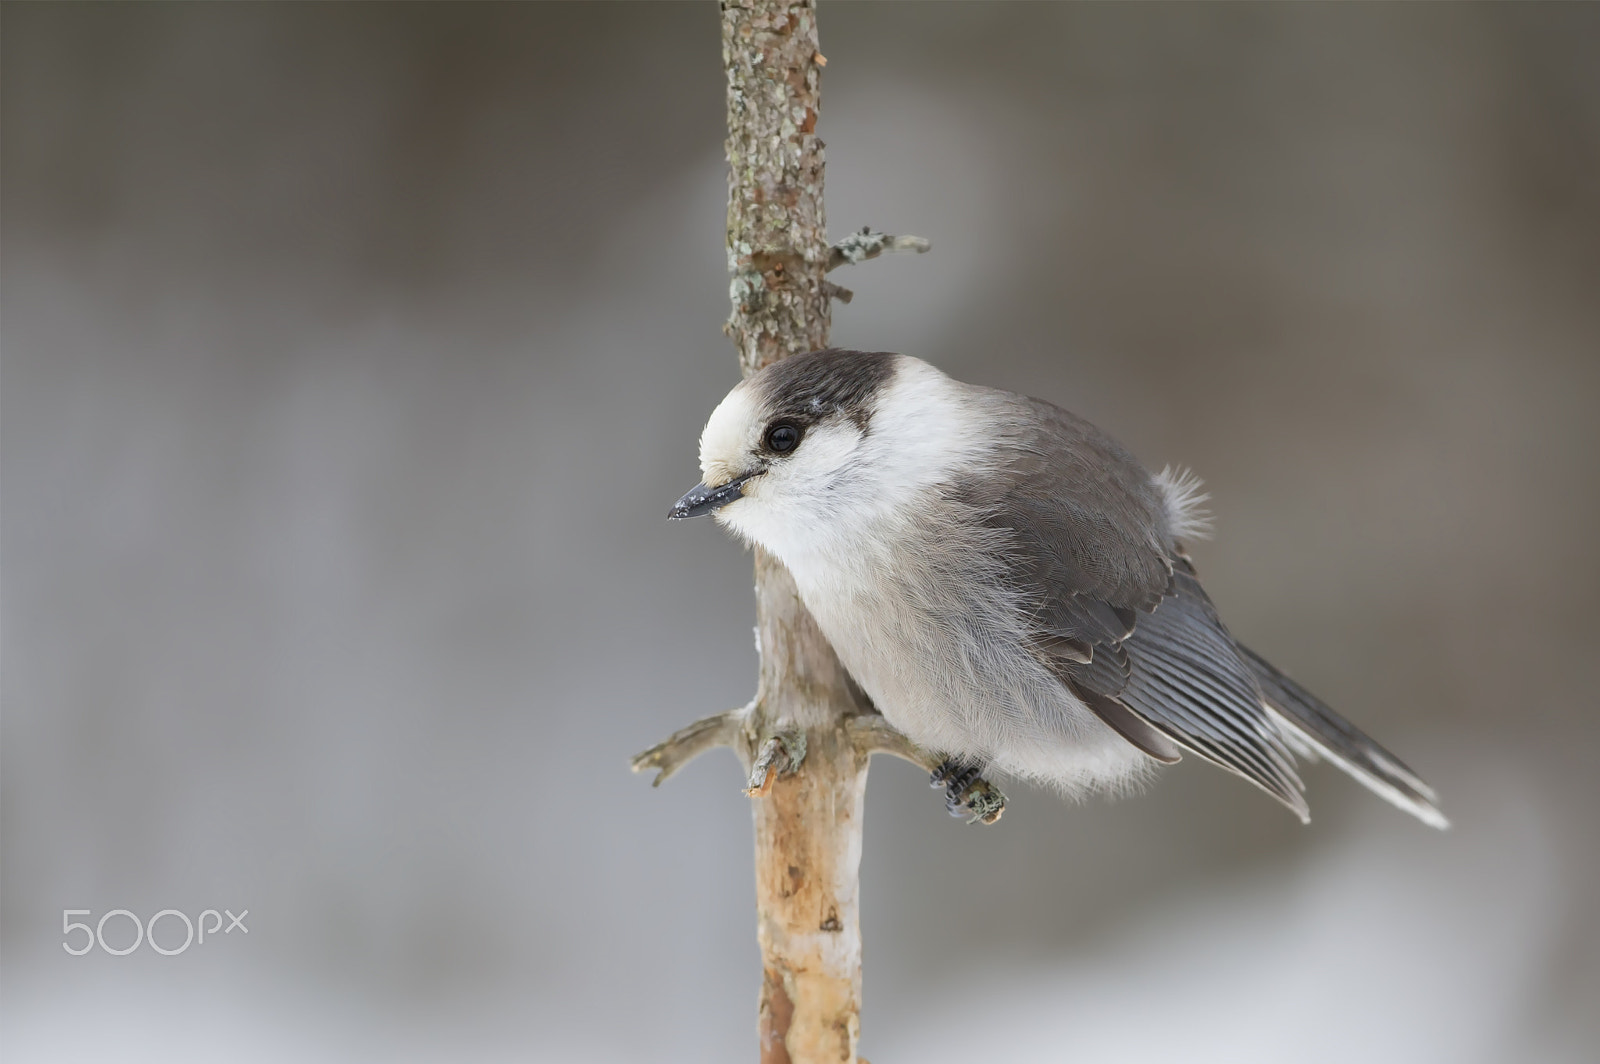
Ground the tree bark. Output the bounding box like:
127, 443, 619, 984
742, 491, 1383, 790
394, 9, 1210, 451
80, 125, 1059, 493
631, 4, 1000, 1060
722, 4, 871, 1062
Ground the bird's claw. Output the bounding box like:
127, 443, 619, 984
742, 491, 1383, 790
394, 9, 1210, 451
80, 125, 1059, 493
930, 759, 1006, 824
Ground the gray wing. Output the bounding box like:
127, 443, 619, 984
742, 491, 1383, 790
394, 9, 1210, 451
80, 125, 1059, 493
1238, 643, 1447, 828
972, 394, 1310, 819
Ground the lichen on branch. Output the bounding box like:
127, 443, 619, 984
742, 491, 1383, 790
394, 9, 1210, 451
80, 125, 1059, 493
722, 0, 832, 376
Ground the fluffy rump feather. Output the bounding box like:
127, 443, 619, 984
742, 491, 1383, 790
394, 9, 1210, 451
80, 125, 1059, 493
1154, 465, 1214, 541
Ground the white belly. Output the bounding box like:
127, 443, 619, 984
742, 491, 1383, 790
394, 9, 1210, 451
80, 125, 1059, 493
785, 534, 1153, 797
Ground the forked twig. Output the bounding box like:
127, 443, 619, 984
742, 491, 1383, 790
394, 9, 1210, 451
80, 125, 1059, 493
630, 706, 748, 787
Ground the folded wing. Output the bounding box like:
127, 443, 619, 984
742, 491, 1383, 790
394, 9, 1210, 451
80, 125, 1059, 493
979, 392, 1443, 826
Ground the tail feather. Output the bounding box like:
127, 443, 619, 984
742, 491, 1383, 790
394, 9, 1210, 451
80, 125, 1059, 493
1237, 644, 1449, 830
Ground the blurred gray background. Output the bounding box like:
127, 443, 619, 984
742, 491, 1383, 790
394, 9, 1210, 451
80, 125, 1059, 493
4, 3, 1598, 1061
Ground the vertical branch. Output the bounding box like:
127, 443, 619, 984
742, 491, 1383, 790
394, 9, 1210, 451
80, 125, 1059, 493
723, 0, 831, 372
722, 3, 871, 1062
633, 4, 991, 1051
632, 3, 988, 1057
747, 557, 870, 1064
632, 4, 959, 1058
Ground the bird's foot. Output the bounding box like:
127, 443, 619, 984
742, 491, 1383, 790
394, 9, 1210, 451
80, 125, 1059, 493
930, 759, 982, 809
930, 759, 1007, 824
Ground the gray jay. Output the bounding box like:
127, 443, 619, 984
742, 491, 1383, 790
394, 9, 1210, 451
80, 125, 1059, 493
671, 348, 1447, 828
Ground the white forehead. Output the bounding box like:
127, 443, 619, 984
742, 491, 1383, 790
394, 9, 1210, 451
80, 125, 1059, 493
698, 382, 762, 486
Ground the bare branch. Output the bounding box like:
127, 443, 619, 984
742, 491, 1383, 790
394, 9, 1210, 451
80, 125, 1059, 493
630, 706, 748, 787
644, 6, 910, 1060
845, 712, 926, 765
826, 227, 931, 272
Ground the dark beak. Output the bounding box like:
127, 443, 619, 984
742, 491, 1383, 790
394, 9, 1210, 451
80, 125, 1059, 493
669, 476, 751, 520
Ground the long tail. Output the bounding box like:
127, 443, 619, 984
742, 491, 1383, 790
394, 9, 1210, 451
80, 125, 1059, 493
1237, 644, 1449, 830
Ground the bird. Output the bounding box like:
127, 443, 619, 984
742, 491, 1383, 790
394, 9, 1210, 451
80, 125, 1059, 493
670, 348, 1447, 829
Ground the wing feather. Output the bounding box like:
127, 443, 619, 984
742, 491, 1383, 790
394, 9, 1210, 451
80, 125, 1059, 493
969, 391, 1442, 826
1239, 644, 1448, 828
975, 392, 1311, 819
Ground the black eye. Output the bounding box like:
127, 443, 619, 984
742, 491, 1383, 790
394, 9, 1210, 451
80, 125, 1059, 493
764, 423, 801, 453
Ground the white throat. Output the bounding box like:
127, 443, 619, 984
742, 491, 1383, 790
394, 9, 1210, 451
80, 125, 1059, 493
714, 357, 992, 574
